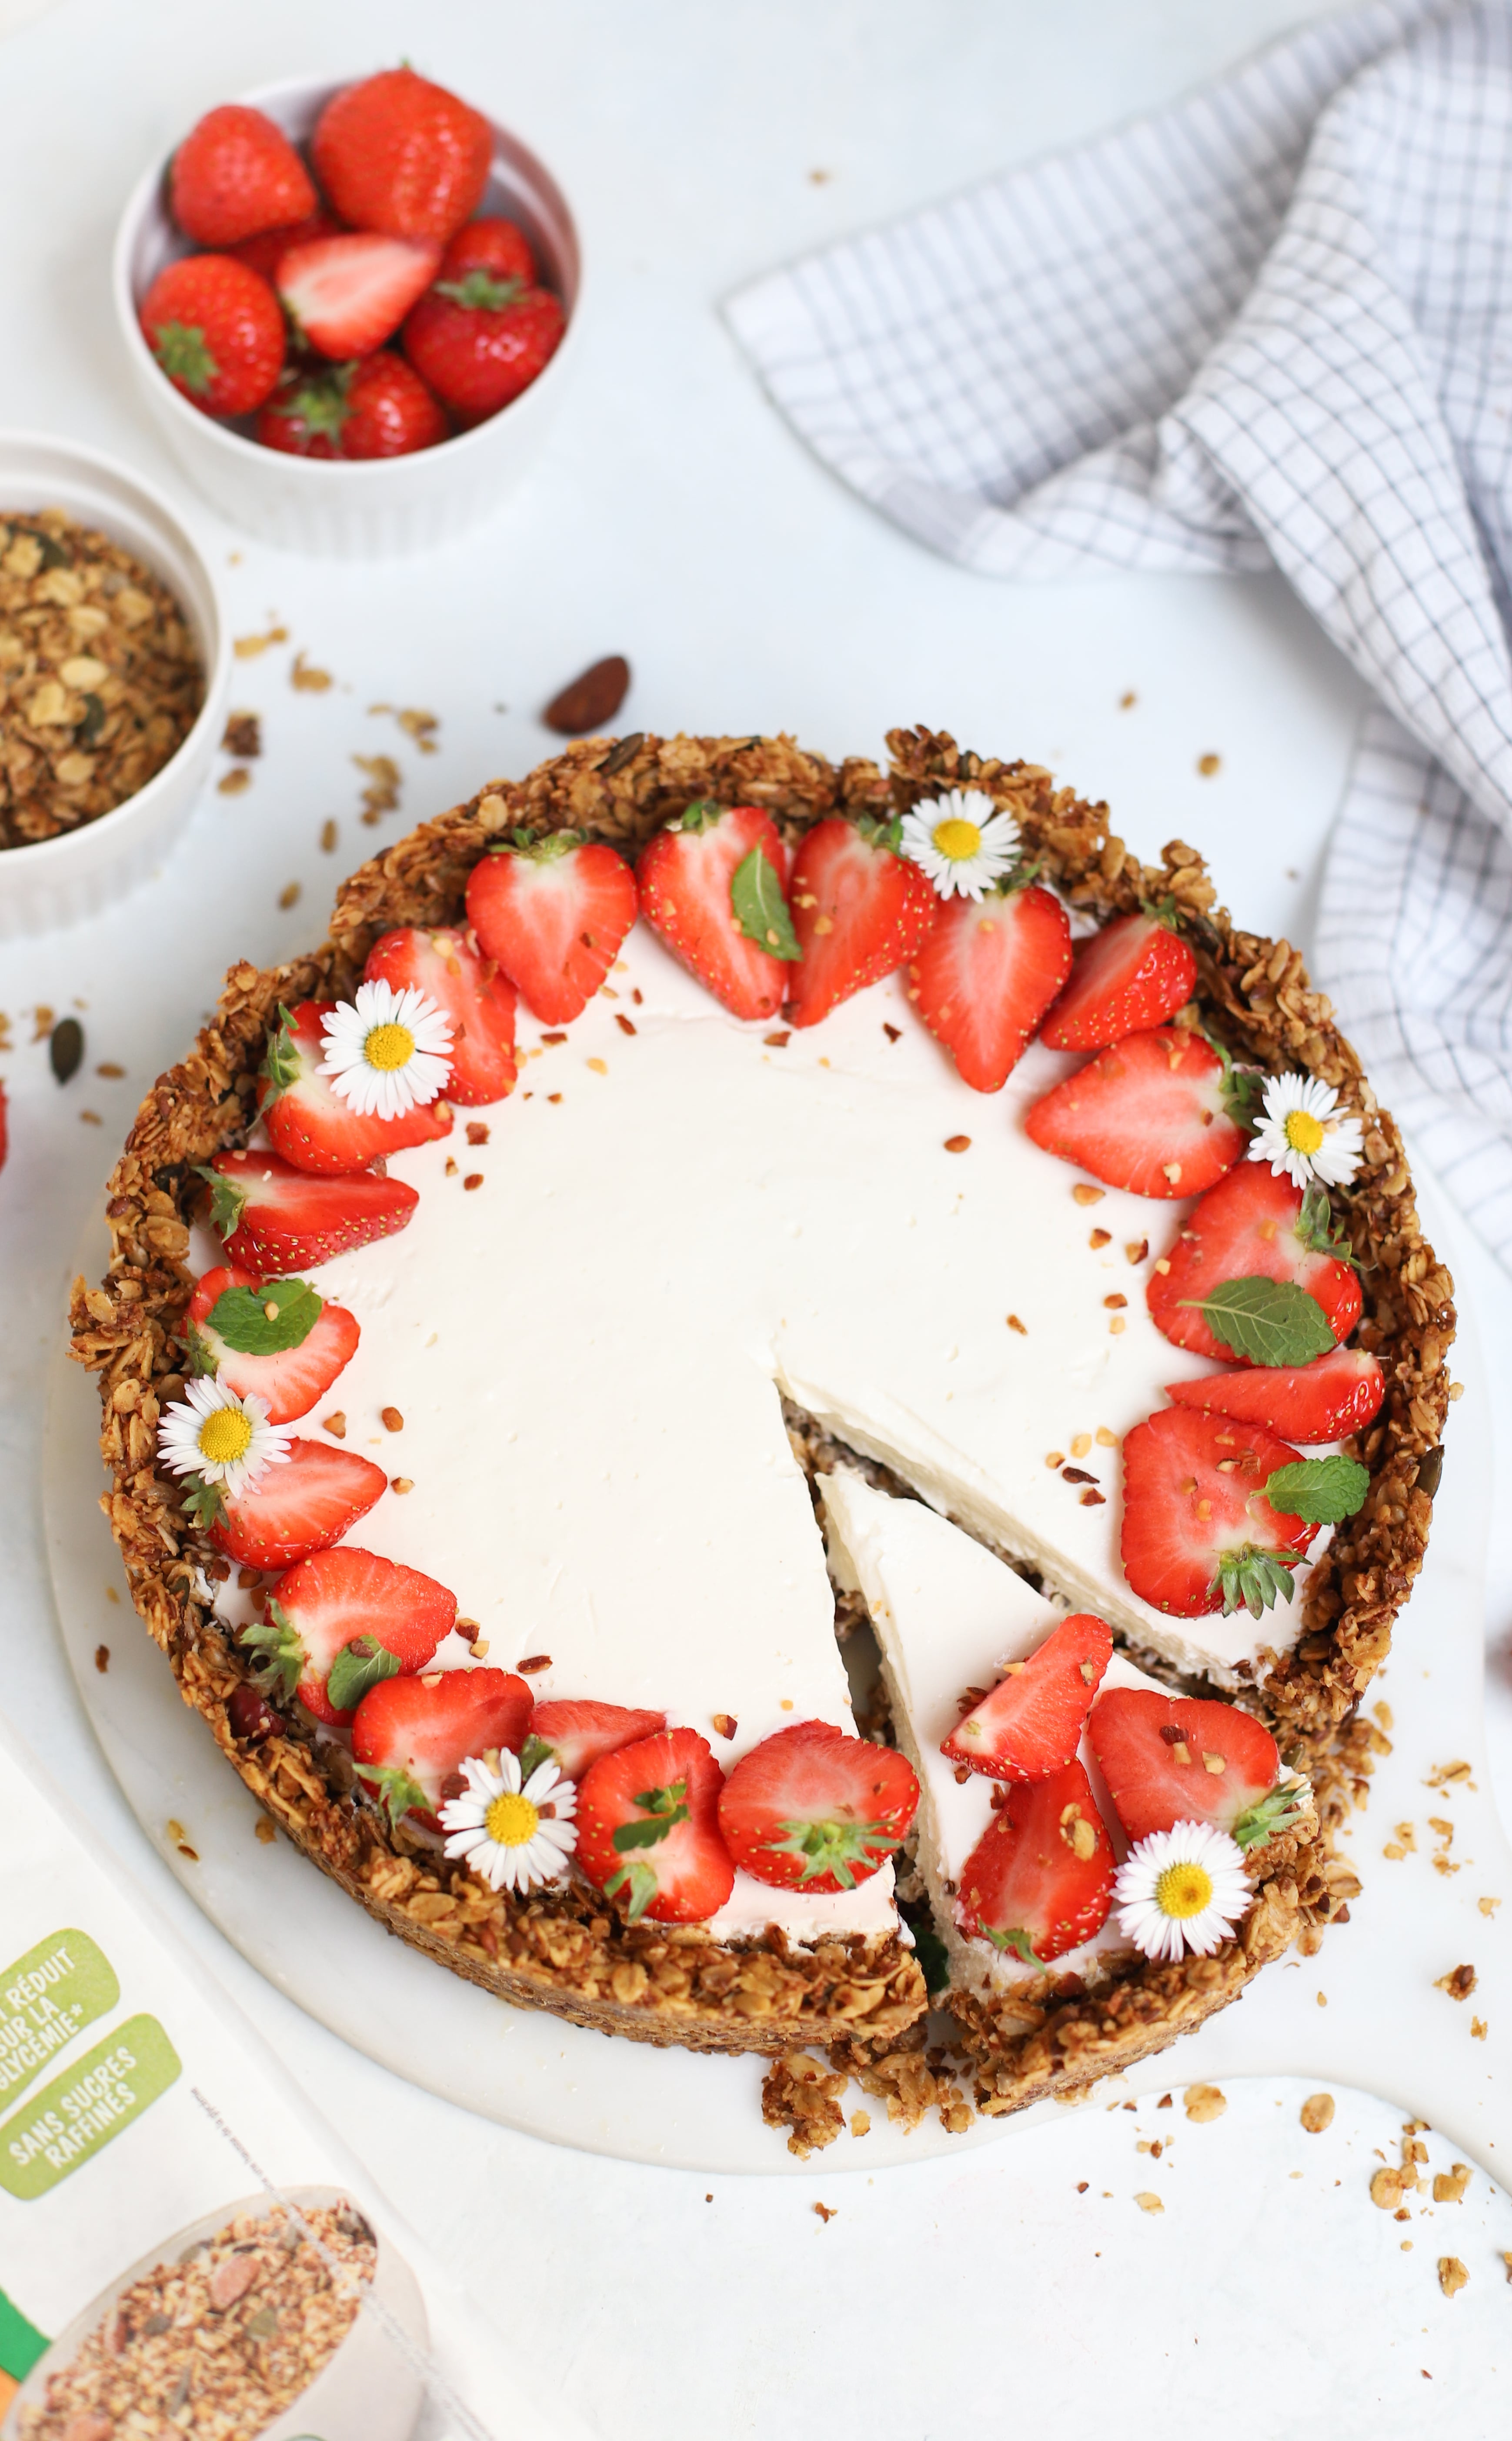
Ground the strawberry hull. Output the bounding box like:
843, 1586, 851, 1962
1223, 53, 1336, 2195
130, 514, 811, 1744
716, 1720, 919, 1893
576, 1727, 734, 1924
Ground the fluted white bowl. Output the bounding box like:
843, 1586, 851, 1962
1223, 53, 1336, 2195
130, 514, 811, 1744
111, 74, 583, 558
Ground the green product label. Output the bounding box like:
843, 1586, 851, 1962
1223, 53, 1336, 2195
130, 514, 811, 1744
0, 1929, 119, 2112
0, 2015, 181, 2200
0, 2286, 49, 2381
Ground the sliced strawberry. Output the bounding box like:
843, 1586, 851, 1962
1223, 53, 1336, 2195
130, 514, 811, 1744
1147, 1165, 1364, 1360
1025, 1026, 1248, 1197
209, 1441, 388, 1573
956, 1759, 1115, 1964
257, 1001, 454, 1175
1088, 1686, 1302, 1849
246, 1545, 456, 1727
229, 204, 345, 285
784, 817, 938, 1028
716, 1721, 919, 1893
527, 1699, 667, 1783
637, 802, 794, 1022
1165, 1345, 1384, 1443
279, 231, 442, 358
353, 1666, 534, 1827
187, 1263, 360, 1426
941, 1613, 1112, 1783
364, 927, 517, 1105
1119, 1405, 1312, 1620
576, 1727, 734, 1924
908, 884, 1071, 1092
1040, 912, 1198, 1050
204, 1150, 419, 1272
464, 834, 637, 1025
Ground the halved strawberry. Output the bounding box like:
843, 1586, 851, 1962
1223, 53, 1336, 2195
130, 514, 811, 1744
526, 1699, 667, 1783
1040, 912, 1197, 1050
1088, 1686, 1303, 1849
716, 1721, 919, 1893
908, 884, 1071, 1092
207, 1441, 388, 1572
258, 1001, 454, 1174
1024, 1027, 1250, 1197
1119, 1405, 1312, 1619
941, 1613, 1112, 1783
187, 1264, 360, 1425
364, 927, 517, 1105
246, 1545, 456, 1727
784, 818, 938, 1028
203, 1150, 419, 1272
465, 834, 637, 1024
637, 802, 794, 1021
576, 1726, 734, 1924
353, 1666, 534, 1827
956, 1759, 1115, 1964
1147, 1166, 1364, 1360
1165, 1345, 1384, 1443
279, 230, 442, 358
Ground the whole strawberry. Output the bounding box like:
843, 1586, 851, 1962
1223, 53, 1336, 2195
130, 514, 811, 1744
139, 255, 286, 418
313, 67, 491, 245
403, 276, 564, 419
256, 353, 448, 459
170, 103, 316, 246
443, 215, 536, 287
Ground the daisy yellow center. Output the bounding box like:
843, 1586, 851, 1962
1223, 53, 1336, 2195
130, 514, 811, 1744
1283, 1109, 1325, 1155
932, 817, 982, 862
1155, 1861, 1214, 1920
198, 1408, 253, 1466
364, 1021, 415, 1072
484, 1792, 540, 1849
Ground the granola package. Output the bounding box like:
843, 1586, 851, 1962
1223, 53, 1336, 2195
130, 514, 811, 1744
0, 1723, 567, 2441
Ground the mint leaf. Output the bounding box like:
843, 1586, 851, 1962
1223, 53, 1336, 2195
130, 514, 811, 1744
325, 1635, 402, 1714
1182, 1276, 1335, 1367
208, 1277, 323, 1356
359, 1762, 432, 1830
1295, 1181, 1359, 1272
196, 1163, 248, 1242
259, 1005, 304, 1096
1213, 1546, 1300, 1620
730, 845, 800, 960
604, 1859, 660, 1922
981, 1924, 1040, 1965
239, 1600, 303, 1702
517, 1733, 554, 1782
1265, 1454, 1370, 1525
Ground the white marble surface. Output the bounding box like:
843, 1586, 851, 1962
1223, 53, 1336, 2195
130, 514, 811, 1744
3, 0, 1512, 2429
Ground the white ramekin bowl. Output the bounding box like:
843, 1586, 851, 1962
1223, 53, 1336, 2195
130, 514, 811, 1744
0, 2187, 428, 2441
0, 431, 230, 938
112, 75, 583, 558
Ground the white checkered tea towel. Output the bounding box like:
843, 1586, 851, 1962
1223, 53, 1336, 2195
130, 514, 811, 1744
728, 0, 1512, 1269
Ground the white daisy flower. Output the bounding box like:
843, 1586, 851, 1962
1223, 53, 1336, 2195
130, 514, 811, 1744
899, 788, 1021, 900
318, 979, 454, 1121
439, 1748, 577, 1896
1112, 1820, 1252, 1963
157, 1376, 292, 1499
1248, 1071, 1364, 1189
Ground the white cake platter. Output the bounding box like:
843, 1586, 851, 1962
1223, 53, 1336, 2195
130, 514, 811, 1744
45, 1172, 1512, 2177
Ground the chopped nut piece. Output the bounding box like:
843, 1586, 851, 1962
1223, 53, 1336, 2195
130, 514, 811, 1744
586, 1057, 608, 1075
1299, 2093, 1335, 2134
1184, 2084, 1226, 2123
1088, 1227, 1111, 1248
380, 1406, 404, 1432
322, 1411, 346, 1438
1070, 1433, 1092, 1458
1045, 1450, 1065, 1468
1071, 1184, 1105, 1205
1133, 2191, 1164, 2214
320, 818, 338, 852
469, 1638, 490, 1659
1103, 1292, 1127, 1309
464, 1171, 484, 1189
218, 765, 252, 795
93, 1643, 109, 1673
1432, 2164, 1471, 2204
1434, 1964, 1477, 2000
812, 2201, 837, 2223
944, 1134, 971, 1153
1370, 2166, 1405, 2208
1095, 1426, 1118, 1447
711, 1713, 738, 1740
1425, 1759, 1474, 1788
1006, 1312, 1027, 1334
517, 1653, 552, 1674
764, 1029, 791, 1047
390, 1475, 414, 1495
277, 880, 300, 909
1162, 1161, 1182, 1185
1197, 752, 1222, 777
1126, 1238, 1149, 1264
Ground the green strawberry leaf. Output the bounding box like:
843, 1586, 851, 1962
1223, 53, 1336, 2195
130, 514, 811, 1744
435, 269, 525, 312
1180, 1275, 1336, 1367
195, 1163, 249, 1242
325, 1635, 402, 1714
1265, 1454, 1370, 1525
517, 1733, 555, 1782
184, 1322, 219, 1380
207, 1277, 324, 1356
181, 1472, 228, 1533
758, 1813, 898, 1889
854, 812, 905, 855
260, 1004, 304, 1096
730, 845, 801, 961
150, 319, 219, 396
676, 798, 722, 834
1295, 1180, 1360, 1272
238, 1600, 304, 1703
358, 1762, 433, 1830
1212, 1546, 1301, 1620
604, 1859, 660, 1923
612, 1778, 691, 1852
1232, 1777, 1312, 1852
1138, 893, 1184, 932
981, 1924, 1041, 1966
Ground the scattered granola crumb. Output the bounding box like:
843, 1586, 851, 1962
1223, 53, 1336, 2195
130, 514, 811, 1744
1434, 1964, 1477, 2000
254, 1816, 277, 1845
1425, 1760, 1474, 1789
812, 2201, 837, 2223
1478, 1895, 1501, 1916
380, 1407, 404, 1433
390, 1476, 414, 1495
291, 649, 333, 691
233, 624, 288, 658
586, 1057, 608, 1076
1383, 1842, 1408, 1861
764, 1029, 790, 1048
32, 1005, 53, 1041
222, 710, 260, 757
322, 1411, 346, 1439
354, 751, 401, 825
95, 1060, 125, 1078
1072, 1183, 1104, 1205
1006, 1313, 1027, 1334
79, 1108, 102, 1124
1070, 1433, 1092, 1458
105, 1584, 118, 1604
1095, 1426, 1118, 1447
469, 1639, 490, 1660
93, 1643, 109, 1673
320, 818, 338, 852
277, 880, 300, 909
1197, 753, 1221, 777
1156, 2094, 1172, 2109
1088, 1226, 1111, 1248
369, 704, 440, 751
1370, 2167, 1405, 2209
444, 1157, 458, 1176
1316, 1990, 1328, 2006
1120, 690, 1137, 709
1045, 1450, 1065, 1469
1134, 2191, 1164, 2214
217, 763, 252, 795
1471, 2017, 1488, 2040
1437, 2256, 1468, 2298
1432, 2164, 1471, 2203
466, 1121, 491, 1145
1184, 2084, 1226, 2122
849, 2111, 870, 2138
1300, 2093, 1335, 2134
882, 1022, 901, 1042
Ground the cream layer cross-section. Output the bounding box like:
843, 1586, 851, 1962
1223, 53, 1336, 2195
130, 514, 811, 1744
216, 926, 1314, 1946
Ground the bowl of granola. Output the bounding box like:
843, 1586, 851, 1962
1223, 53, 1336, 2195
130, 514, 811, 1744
0, 431, 230, 938
2, 2188, 427, 2441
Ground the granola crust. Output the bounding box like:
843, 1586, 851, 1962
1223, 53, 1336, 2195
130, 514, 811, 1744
69, 727, 1452, 2091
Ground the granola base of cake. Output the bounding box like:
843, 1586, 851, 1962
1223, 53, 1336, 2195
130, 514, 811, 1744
70, 726, 1454, 2100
